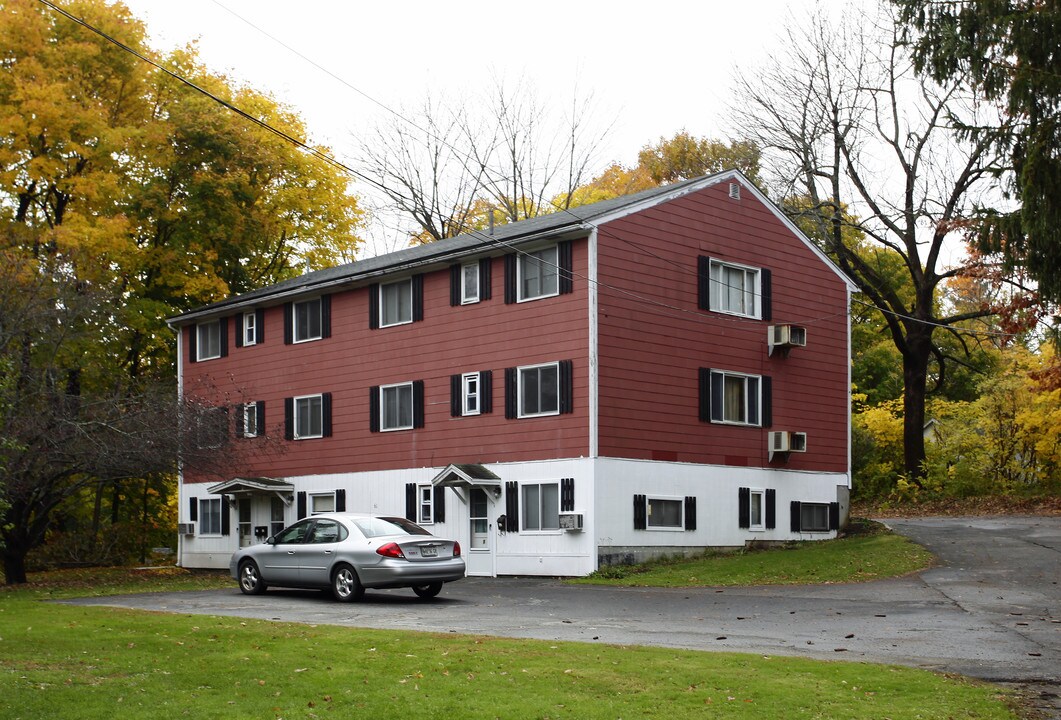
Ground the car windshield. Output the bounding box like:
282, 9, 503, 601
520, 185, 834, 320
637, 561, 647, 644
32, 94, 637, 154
352, 516, 432, 538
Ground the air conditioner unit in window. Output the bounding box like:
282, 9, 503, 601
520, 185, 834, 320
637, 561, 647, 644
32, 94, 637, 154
768, 325, 807, 356
768, 431, 808, 460
177, 522, 195, 536
559, 513, 584, 531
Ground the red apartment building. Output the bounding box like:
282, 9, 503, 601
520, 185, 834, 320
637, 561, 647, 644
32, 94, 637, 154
170, 170, 855, 576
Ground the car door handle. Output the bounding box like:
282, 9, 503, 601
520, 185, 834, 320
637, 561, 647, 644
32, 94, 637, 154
287, 551, 296, 555
323, 550, 333, 555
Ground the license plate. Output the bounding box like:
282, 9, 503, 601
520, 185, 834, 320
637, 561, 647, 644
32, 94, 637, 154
420, 546, 438, 558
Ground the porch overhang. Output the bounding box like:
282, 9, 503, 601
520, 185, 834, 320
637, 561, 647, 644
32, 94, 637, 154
431, 464, 501, 501
206, 477, 295, 506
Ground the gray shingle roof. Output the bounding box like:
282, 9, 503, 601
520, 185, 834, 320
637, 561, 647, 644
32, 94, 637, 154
167, 172, 736, 325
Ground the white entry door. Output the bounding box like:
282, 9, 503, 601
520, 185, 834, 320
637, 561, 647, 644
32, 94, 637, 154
465, 488, 494, 576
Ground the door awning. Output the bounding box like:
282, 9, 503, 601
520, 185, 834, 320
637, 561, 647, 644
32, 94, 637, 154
431, 463, 501, 490
207, 477, 295, 503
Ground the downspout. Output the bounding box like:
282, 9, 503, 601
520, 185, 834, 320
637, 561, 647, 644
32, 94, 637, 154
588, 227, 599, 460
175, 324, 185, 568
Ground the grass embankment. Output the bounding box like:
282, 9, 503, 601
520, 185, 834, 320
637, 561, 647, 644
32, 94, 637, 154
573, 519, 934, 587
0, 528, 1017, 719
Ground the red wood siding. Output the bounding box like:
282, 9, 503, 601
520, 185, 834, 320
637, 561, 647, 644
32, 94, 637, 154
594, 182, 850, 472
181, 242, 590, 484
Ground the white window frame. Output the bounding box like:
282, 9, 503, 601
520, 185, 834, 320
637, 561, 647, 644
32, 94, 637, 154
293, 298, 323, 343
196, 320, 222, 361
462, 372, 481, 416
242, 311, 257, 346
270, 496, 286, 536
521, 482, 560, 532
800, 502, 830, 533
380, 278, 413, 328
517, 245, 560, 302
380, 382, 414, 431
242, 403, 259, 438
709, 259, 761, 319
293, 394, 324, 439
310, 492, 335, 515
199, 498, 222, 535
711, 370, 762, 427
518, 362, 560, 418
461, 263, 480, 304
418, 485, 434, 525
646, 496, 684, 531
749, 488, 766, 531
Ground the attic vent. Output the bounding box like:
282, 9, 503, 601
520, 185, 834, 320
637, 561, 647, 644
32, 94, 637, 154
728, 182, 740, 200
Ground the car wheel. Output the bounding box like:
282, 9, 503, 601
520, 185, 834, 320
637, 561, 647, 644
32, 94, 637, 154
238, 560, 267, 595
331, 563, 364, 602
412, 582, 442, 599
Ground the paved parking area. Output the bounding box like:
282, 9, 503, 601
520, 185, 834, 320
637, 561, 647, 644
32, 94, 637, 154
66, 516, 1060, 707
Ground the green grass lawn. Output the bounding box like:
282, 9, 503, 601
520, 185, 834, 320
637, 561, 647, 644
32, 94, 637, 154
572, 519, 934, 587
0, 590, 1018, 720
0, 543, 1021, 720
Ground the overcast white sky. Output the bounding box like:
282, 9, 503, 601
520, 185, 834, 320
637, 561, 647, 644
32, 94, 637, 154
118, 0, 845, 250
121, 1, 843, 163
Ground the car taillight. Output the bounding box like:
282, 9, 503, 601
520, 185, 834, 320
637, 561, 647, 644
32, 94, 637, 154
452, 541, 461, 557
376, 542, 405, 559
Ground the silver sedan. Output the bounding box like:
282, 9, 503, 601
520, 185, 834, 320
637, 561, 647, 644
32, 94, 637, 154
229, 513, 466, 601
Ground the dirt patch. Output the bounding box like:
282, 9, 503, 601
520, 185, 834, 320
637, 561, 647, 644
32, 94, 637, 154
854, 496, 1061, 519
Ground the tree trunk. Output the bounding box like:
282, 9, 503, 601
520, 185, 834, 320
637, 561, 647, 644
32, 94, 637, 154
2, 544, 29, 585
901, 335, 932, 485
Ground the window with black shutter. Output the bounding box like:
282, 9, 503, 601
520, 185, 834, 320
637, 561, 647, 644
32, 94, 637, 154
189, 497, 198, 522
684, 496, 697, 531
765, 488, 776, 529
297, 491, 307, 520
560, 478, 575, 512
220, 499, 230, 536
479, 256, 492, 300
434, 487, 446, 523
738, 487, 750, 529
405, 483, 416, 521
335, 488, 346, 512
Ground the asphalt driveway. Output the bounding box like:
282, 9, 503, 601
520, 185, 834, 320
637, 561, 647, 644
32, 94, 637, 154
66, 516, 1060, 700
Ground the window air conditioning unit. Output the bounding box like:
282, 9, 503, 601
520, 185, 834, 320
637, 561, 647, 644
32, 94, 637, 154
559, 513, 584, 531
768, 431, 808, 458
768, 325, 807, 356
177, 523, 195, 536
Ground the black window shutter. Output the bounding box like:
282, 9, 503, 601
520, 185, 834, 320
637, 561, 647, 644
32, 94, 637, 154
504, 254, 517, 304
633, 494, 647, 530
404, 483, 416, 521
297, 491, 307, 520
479, 257, 492, 300
697, 255, 711, 311
188, 325, 198, 363
560, 477, 575, 512
322, 392, 333, 438
256, 401, 265, 436
504, 367, 517, 419
368, 283, 380, 329
234, 404, 245, 436
434, 487, 446, 523
684, 496, 697, 531
481, 370, 493, 414
505, 481, 519, 532
791, 501, 802, 532
220, 498, 230, 536
321, 294, 332, 338
369, 386, 380, 433
558, 240, 573, 294
235, 315, 244, 348
762, 376, 772, 428
766, 488, 776, 529
283, 302, 293, 344
449, 264, 461, 306
450, 374, 462, 417
413, 380, 425, 428
738, 487, 750, 529
829, 502, 840, 531
761, 268, 772, 321
189, 497, 198, 522
412, 275, 424, 322
255, 308, 265, 343
335, 488, 346, 512
284, 397, 294, 440
698, 368, 711, 422
559, 360, 574, 414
